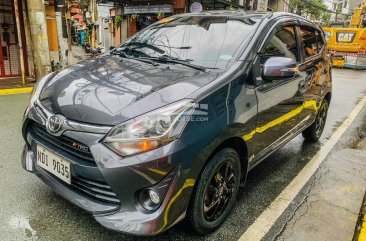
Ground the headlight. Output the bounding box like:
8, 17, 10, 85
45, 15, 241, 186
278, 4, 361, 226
28, 72, 53, 107
103, 100, 196, 156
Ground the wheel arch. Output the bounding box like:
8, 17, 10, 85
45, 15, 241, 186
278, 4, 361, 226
203, 137, 249, 185
324, 91, 332, 104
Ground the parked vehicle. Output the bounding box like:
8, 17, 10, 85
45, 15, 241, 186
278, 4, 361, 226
90, 46, 103, 58
21, 11, 332, 236
82, 42, 92, 53
323, 1, 366, 69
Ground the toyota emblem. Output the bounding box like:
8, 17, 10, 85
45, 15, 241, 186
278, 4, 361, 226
47, 115, 63, 134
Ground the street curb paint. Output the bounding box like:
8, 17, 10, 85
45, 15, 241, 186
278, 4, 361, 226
0, 87, 33, 96
238, 95, 366, 241
359, 214, 366, 241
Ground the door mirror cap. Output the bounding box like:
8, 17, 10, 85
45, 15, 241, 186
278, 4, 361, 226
262, 57, 298, 81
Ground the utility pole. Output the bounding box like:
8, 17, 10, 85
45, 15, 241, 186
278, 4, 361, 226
14, 0, 26, 85
66, 2, 72, 66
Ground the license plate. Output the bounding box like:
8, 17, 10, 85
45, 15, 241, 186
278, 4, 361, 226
36, 145, 71, 184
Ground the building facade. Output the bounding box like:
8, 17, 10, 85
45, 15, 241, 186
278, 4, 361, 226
331, 0, 364, 21
97, 0, 276, 49
3, 0, 286, 85
0, 0, 29, 78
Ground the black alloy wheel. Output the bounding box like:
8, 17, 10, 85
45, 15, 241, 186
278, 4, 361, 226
302, 99, 329, 142
187, 148, 241, 234
203, 161, 236, 222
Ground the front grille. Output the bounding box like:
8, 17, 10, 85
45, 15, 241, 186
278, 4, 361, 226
28, 121, 121, 205
72, 176, 120, 204
29, 121, 94, 163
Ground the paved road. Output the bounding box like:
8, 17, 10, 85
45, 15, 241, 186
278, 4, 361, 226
0, 69, 366, 241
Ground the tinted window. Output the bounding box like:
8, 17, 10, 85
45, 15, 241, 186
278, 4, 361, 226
259, 26, 299, 64
114, 16, 259, 69
315, 31, 324, 52
300, 27, 318, 58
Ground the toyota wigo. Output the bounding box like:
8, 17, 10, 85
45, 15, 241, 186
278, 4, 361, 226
22, 11, 332, 235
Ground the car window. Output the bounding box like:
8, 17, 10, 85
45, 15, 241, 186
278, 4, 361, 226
300, 27, 318, 58
258, 26, 299, 65
315, 31, 324, 52
115, 16, 259, 69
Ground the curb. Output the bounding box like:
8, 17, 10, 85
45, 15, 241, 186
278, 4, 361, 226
0, 87, 33, 96
359, 213, 366, 241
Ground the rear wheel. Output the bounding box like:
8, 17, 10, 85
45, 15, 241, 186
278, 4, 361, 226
187, 148, 241, 234
302, 99, 329, 142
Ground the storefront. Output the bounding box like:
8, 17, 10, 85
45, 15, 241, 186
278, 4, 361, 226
124, 4, 174, 37
0, 0, 28, 78
99, 0, 252, 49
186, 0, 244, 11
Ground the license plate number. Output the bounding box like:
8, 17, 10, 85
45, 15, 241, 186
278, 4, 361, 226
36, 145, 71, 184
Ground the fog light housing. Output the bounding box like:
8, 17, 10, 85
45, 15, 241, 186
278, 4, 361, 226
137, 167, 179, 212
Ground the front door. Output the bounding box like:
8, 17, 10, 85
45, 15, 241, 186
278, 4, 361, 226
253, 23, 307, 159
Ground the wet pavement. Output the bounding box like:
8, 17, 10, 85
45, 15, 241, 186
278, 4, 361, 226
0, 69, 366, 241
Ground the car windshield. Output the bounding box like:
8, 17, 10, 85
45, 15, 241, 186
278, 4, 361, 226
113, 15, 259, 70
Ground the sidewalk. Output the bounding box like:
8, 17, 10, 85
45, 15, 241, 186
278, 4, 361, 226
0, 46, 89, 95
69, 45, 91, 65
273, 123, 366, 241
0, 77, 34, 95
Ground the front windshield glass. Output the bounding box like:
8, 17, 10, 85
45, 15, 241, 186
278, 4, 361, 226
114, 15, 259, 69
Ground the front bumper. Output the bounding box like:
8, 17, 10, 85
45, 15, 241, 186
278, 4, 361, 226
21, 103, 198, 236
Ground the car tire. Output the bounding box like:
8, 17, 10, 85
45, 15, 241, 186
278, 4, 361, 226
187, 148, 241, 234
302, 98, 329, 142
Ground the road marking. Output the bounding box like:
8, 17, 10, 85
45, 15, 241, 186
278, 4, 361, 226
238, 95, 366, 241
359, 213, 366, 241
0, 87, 33, 95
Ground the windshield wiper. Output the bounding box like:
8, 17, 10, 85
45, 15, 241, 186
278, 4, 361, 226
111, 50, 159, 66
139, 55, 206, 72
125, 42, 165, 54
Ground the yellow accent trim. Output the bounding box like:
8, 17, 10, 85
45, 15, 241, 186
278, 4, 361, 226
157, 178, 195, 232
159, 17, 174, 24
147, 168, 168, 176
243, 100, 319, 141
359, 213, 366, 241
0, 87, 33, 95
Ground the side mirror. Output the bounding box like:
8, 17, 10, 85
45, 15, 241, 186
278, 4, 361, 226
262, 57, 298, 81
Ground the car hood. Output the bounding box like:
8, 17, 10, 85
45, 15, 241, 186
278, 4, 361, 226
39, 55, 218, 125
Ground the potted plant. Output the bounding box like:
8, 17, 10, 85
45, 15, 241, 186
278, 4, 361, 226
115, 16, 122, 29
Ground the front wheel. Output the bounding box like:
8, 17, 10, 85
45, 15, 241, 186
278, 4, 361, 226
302, 99, 329, 142
187, 148, 241, 234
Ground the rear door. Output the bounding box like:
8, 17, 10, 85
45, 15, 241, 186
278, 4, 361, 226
252, 20, 307, 159
297, 24, 330, 123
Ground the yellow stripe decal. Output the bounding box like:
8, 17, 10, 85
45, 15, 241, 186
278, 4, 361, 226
243, 100, 319, 141
157, 178, 195, 232
147, 168, 168, 176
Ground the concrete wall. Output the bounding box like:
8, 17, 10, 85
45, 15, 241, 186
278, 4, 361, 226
55, 11, 68, 67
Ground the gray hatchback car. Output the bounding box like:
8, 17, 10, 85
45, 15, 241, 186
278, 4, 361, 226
22, 11, 332, 235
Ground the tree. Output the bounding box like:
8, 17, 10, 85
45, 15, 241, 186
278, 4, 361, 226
322, 12, 331, 24
289, 0, 330, 21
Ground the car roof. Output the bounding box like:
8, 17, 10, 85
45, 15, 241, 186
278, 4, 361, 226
172, 11, 312, 24
173, 10, 268, 19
